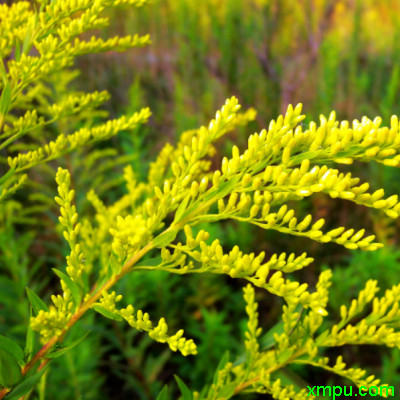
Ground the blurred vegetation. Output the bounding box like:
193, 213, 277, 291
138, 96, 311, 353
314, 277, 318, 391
3, 0, 400, 398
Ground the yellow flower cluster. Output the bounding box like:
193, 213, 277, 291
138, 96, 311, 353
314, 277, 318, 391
47, 98, 400, 398
0, 0, 152, 205
8, 109, 151, 172
31, 279, 74, 343
4, 2, 400, 390
55, 168, 85, 282
92, 291, 197, 356
110, 214, 152, 261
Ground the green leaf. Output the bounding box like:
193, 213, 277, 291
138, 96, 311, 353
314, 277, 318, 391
0, 82, 12, 116
144, 348, 170, 382
109, 253, 122, 276
26, 287, 49, 316
4, 366, 47, 400
92, 305, 122, 321
135, 256, 163, 268
0, 349, 22, 388
174, 375, 192, 400
218, 382, 236, 398
0, 60, 7, 85
213, 351, 230, 386
52, 269, 82, 308
46, 331, 90, 359
260, 321, 284, 350
156, 385, 169, 400
260, 304, 303, 350
315, 329, 329, 346
216, 177, 241, 199
14, 42, 21, 63
174, 194, 191, 223
152, 230, 177, 249
24, 314, 35, 362
22, 14, 37, 55
276, 347, 294, 364
180, 176, 240, 221
0, 336, 24, 366
0, 167, 15, 186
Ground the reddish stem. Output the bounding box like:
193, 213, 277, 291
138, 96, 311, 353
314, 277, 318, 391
0, 241, 154, 400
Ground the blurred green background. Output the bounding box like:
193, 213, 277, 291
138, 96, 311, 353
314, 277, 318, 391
4, 0, 400, 398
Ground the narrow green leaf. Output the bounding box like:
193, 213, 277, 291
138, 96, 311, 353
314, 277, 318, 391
0, 82, 12, 116
174, 375, 192, 400
213, 351, 230, 385
92, 305, 122, 321
260, 304, 303, 350
0, 336, 24, 365
315, 329, 329, 346
24, 312, 35, 362
52, 269, 82, 307
180, 177, 240, 222
156, 385, 169, 400
0, 60, 7, 85
0, 349, 22, 388
276, 347, 294, 364
4, 366, 47, 400
46, 331, 90, 359
109, 253, 122, 276
0, 167, 15, 186
174, 194, 190, 223
135, 256, 163, 268
14, 42, 21, 63
152, 230, 177, 249
218, 382, 236, 398
216, 178, 241, 199
22, 16, 36, 55
26, 287, 48, 315
260, 320, 284, 350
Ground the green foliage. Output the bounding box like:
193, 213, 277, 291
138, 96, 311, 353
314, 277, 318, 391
3, 1, 400, 399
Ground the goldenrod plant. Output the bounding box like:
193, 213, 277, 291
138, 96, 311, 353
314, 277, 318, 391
2, 1, 400, 399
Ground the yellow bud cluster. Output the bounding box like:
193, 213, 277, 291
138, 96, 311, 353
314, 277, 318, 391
327, 321, 400, 347
148, 318, 197, 355
369, 284, 400, 325
302, 356, 386, 394
148, 97, 253, 205
119, 305, 152, 330
0, 173, 27, 203
148, 143, 174, 187
8, 109, 151, 172
1, 110, 43, 142
337, 280, 379, 326
47, 91, 110, 119
31, 306, 71, 343
0, 2, 32, 59
256, 375, 308, 400
301, 270, 332, 335
70, 34, 151, 57
55, 168, 85, 282
96, 291, 123, 313
243, 284, 262, 355
90, 292, 196, 356
110, 214, 152, 261
281, 303, 302, 336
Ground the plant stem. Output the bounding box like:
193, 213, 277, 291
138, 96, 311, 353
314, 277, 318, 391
232, 348, 307, 395
0, 239, 156, 400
